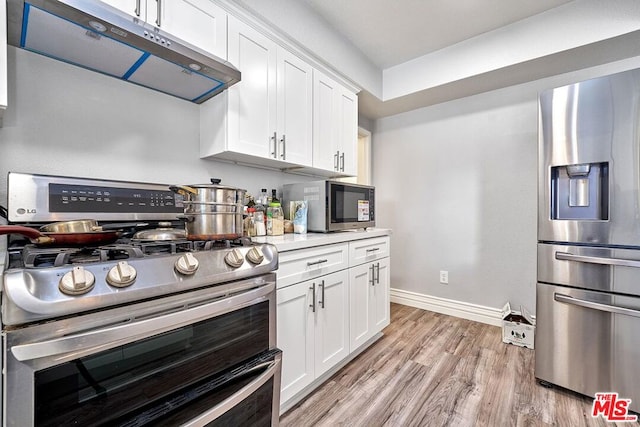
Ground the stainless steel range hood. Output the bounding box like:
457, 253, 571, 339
6, 0, 241, 103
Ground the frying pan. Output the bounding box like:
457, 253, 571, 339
0, 225, 119, 246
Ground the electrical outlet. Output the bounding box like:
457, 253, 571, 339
439, 270, 449, 284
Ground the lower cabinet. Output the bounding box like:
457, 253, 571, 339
277, 235, 391, 412
349, 257, 390, 351
277, 269, 349, 404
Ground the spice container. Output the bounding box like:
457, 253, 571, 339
266, 201, 284, 236
254, 210, 266, 236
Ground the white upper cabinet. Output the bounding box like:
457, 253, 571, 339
313, 70, 358, 176
226, 16, 277, 159
102, 0, 228, 59
276, 48, 313, 166
200, 16, 313, 168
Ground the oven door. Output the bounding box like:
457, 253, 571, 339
3, 275, 279, 426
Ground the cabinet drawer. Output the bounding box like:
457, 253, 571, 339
277, 243, 349, 288
349, 237, 390, 266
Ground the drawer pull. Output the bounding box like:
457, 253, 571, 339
366, 248, 380, 253
307, 259, 328, 267
556, 251, 640, 268
555, 293, 640, 318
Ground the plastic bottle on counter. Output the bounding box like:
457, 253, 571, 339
259, 188, 268, 205
244, 207, 257, 237
254, 210, 266, 236
266, 201, 284, 236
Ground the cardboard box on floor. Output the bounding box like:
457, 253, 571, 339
501, 302, 535, 349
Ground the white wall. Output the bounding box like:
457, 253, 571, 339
0, 47, 314, 206
373, 56, 640, 313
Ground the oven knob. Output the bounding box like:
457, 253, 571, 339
59, 266, 96, 296
106, 261, 137, 287
175, 252, 199, 275
224, 248, 245, 268
246, 246, 264, 264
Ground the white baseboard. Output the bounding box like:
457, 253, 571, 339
390, 288, 503, 327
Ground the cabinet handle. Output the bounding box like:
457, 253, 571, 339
280, 135, 286, 160
155, 0, 162, 26
318, 280, 325, 309
270, 132, 277, 158
375, 262, 380, 284
366, 248, 380, 253
369, 264, 375, 286
334, 151, 340, 171
309, 283, 316, 313
340, 152, 345, 172
135, 0, 141, 16
307, 259, 328, 266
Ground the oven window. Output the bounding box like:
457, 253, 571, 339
34, 301, 270, 426
331, 184, 371, 223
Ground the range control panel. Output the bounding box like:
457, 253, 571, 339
8, 172, 184, 222
48, 184, 183, 214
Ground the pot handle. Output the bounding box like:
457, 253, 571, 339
169, 185, 198, 197
210, 178, 222, 184
0, 225, 55, 244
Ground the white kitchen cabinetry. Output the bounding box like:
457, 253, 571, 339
272, 232, 391, 412
348, 237, 391, 351
313, 70, 358, 175
200, 16, 313, 168
277, 264, 349, 404
102, 0, 227, 60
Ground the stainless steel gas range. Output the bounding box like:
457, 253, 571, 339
0, 173, 281, 426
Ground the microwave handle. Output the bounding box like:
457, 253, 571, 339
10, 283, 275, 362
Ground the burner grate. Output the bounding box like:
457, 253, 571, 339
10, 237, 258, 268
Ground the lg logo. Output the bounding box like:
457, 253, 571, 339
16, 208, 37, 215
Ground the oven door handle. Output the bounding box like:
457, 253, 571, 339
10, 283, 275, 362
554, 293, 640, 318
556, 251, 640, 268
180, 354, 281, 427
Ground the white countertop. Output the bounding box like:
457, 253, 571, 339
251, 228, 391, 252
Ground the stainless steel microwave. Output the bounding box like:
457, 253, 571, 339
283, 181, 375, 232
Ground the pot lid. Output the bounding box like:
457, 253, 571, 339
186, 178, 246, 191
133, 223, 187, 241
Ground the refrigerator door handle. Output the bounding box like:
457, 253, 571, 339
555, 251, 640, 268
554, 293, 640, 318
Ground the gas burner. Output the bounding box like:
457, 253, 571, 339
130, 240, 193, 256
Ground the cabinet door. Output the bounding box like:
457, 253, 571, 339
312, 70, 340, 172
159, 0, 228, 60
276, 48, 313, 166
338, 87, 358, 176
277, 280, 315, 404
349, 263, 374, 351
372, 257, 390, 332
315, 270, 350, 377
102, 0, 146, 19
227, 16, 278, 159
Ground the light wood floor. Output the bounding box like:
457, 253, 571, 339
280, 303, 639, 427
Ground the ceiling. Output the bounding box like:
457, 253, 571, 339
301, 0, 574, 69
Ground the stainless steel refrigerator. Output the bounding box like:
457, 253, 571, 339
536, 68, 640, 412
